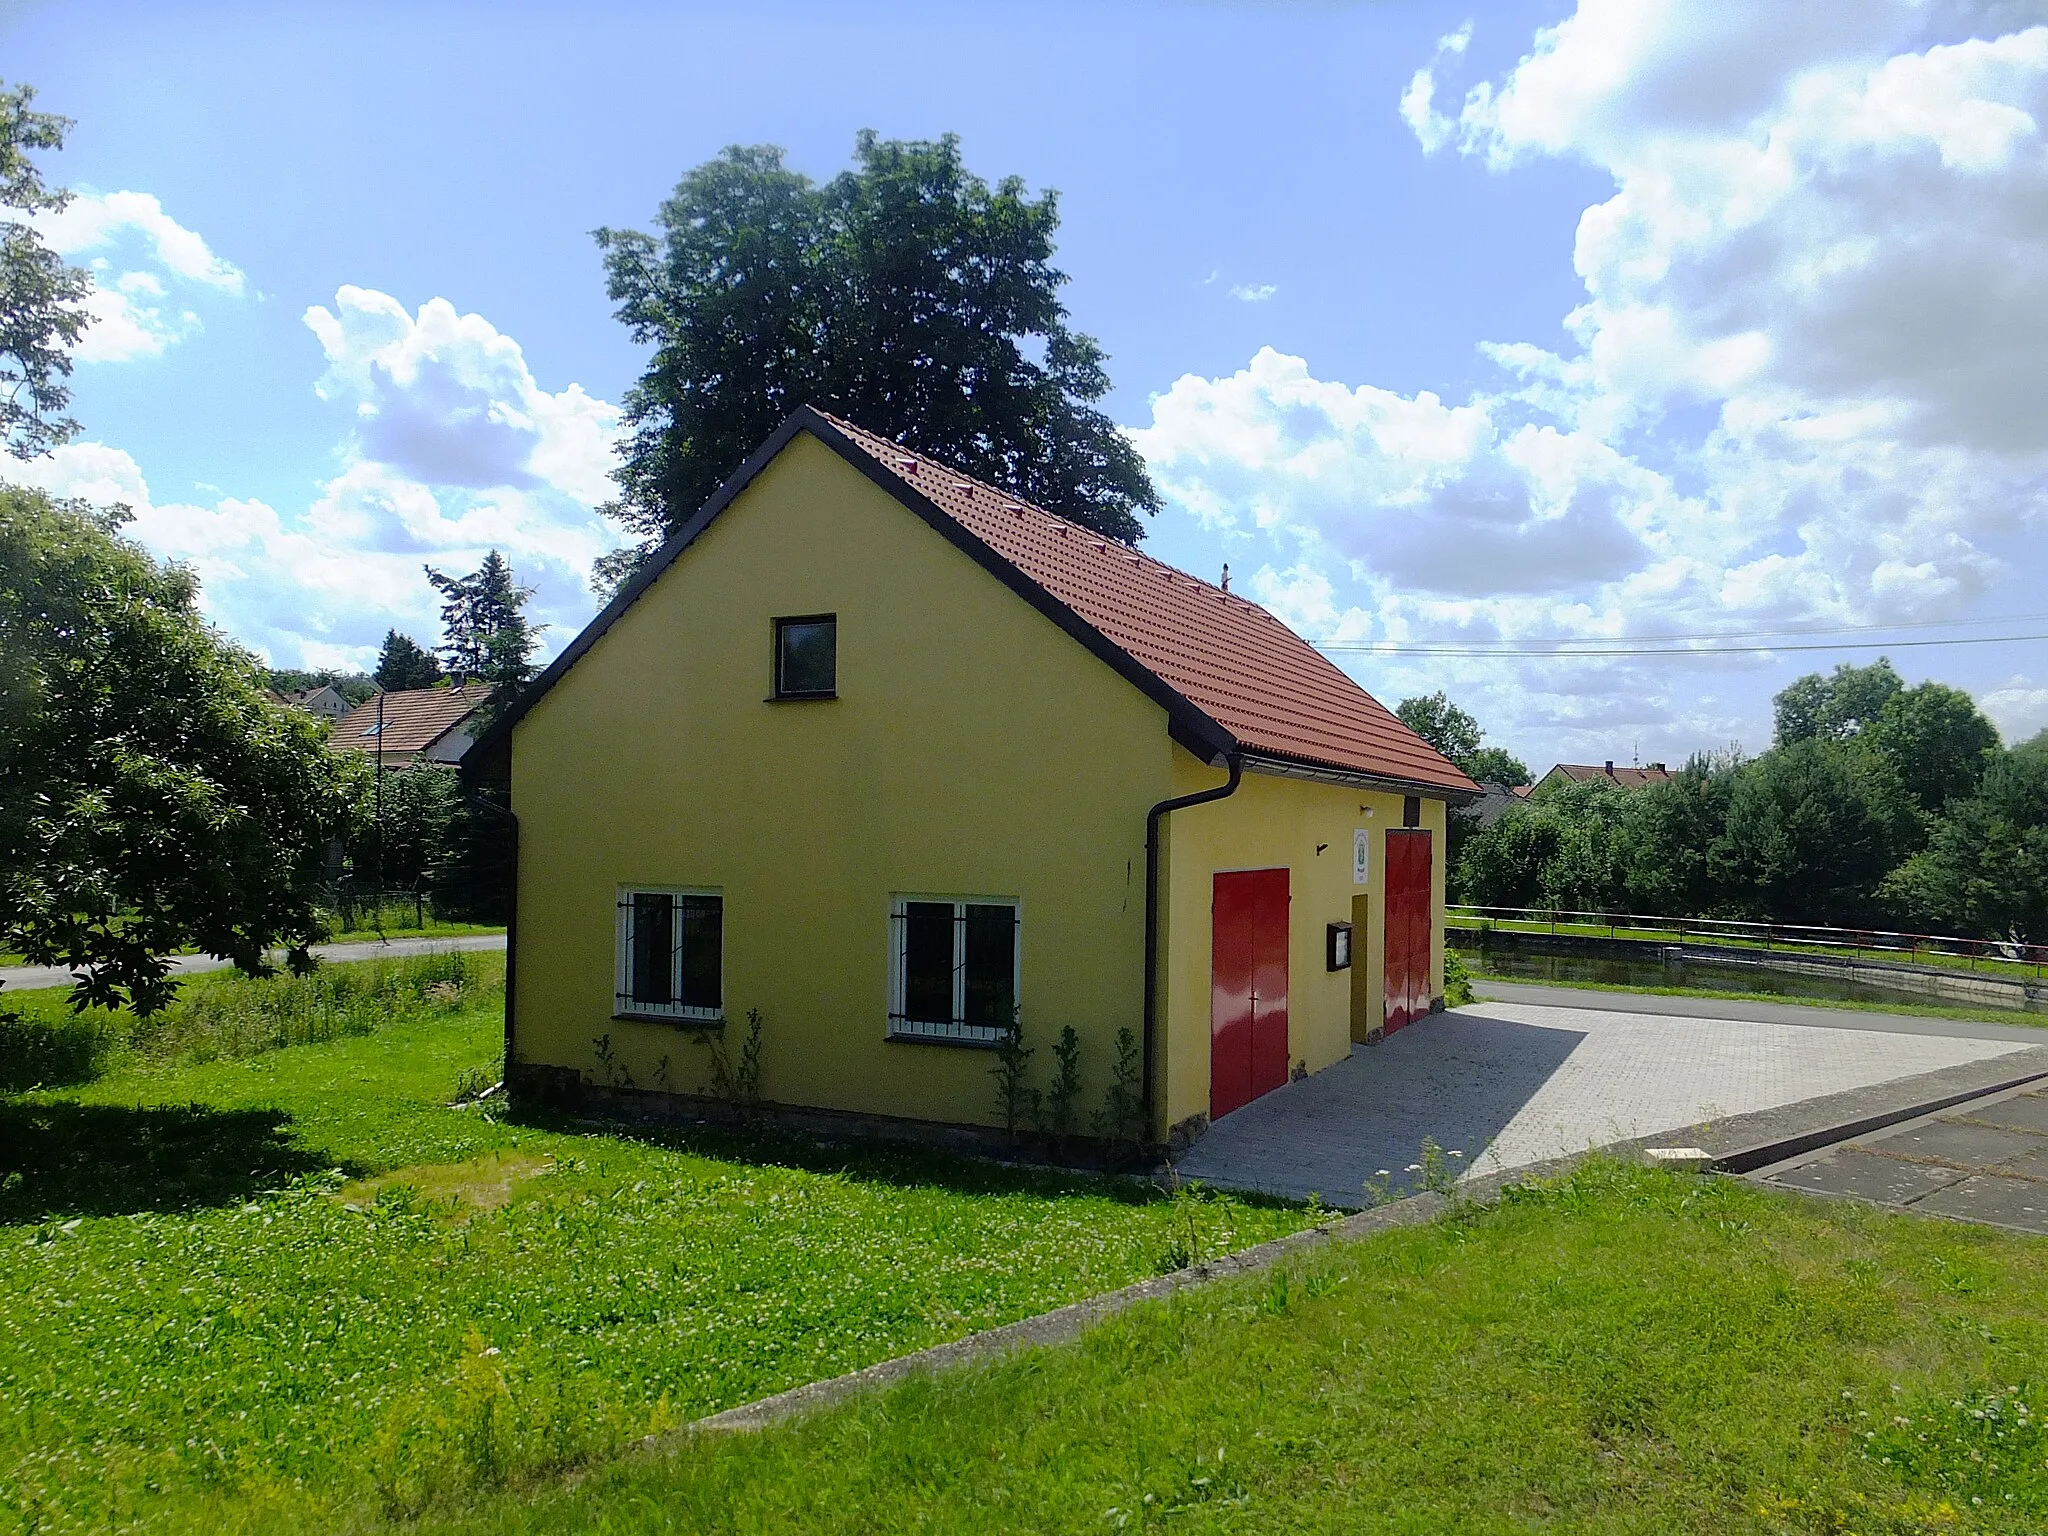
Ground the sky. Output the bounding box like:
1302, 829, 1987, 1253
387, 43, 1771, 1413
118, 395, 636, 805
7, 0, 2048, 772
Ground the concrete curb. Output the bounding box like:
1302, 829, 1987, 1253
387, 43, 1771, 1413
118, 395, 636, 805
684, 1188, 1448, 1435
674, 1048, 2048, 1442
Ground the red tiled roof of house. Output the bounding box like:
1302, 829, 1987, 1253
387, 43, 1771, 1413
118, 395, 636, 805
1545, 762, 1673, 789
331, 684, 493, 757
816, 411, 1476, 796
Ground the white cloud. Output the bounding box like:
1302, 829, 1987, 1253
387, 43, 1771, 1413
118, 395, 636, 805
14, 288, 624, 669
1983, 678, 2048, 744
305, 287, 622, 506
1227, 284, 1279, 303
1136, 2, 2048, 764
31, 189, 248, 363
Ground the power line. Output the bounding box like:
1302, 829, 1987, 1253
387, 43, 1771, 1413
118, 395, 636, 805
1442, 610, 2048, 645
1318, 632, 2048, 658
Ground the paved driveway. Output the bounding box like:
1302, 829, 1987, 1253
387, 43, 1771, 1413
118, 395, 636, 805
1176, 989, 2039, 1205
1755, 1083, 2048, 1234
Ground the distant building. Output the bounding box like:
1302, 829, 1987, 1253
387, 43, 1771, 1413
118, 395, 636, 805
1532, 760, 1672, 794
278, 684, 351, 721
329, 684, 494, 767
1463, 782, 1531, 826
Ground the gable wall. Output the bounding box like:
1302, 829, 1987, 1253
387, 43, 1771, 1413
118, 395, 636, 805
508, 433, 1173, 1128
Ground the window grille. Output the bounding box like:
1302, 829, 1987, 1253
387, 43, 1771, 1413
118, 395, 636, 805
615, 888, 723, 1021
887, 897, 1019, 1045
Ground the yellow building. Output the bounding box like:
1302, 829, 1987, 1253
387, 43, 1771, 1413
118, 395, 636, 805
468, 408, 1477, 1152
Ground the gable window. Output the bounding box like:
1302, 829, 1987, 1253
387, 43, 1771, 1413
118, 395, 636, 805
887, 896, 1019, 1045
615, 888, 723, 1022
773, 615, 836, 698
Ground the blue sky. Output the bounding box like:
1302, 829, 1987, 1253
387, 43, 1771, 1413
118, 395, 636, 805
9, 0, 2048, 772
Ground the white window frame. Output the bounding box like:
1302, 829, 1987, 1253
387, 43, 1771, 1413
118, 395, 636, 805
887, 893, 1021, 1046
614, 885, 724, 1023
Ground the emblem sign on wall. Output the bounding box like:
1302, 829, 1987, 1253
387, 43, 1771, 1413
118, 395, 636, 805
1352, 828, 1371, 885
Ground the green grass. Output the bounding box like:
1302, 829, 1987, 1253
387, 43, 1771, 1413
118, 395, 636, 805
0, 962, 1310, 1533
1450, 914, 2047, 983
1457, 956, 2048, 1030
413, 1161, 2048, 1535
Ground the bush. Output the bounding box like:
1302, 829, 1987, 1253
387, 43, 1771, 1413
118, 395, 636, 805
1443, 950, 1475, 1008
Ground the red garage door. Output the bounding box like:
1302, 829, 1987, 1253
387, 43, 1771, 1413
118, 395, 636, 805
1211, 868, 1290, 1120
1383, 830, 1433, 1035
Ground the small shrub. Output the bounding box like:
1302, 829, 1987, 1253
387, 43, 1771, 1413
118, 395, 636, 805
990, 1021, 1039, 1148
1443, 949, 1475, 1007
1095, 1025, 1145, 1169
591, 1032, 632, 1089
707, 1008, 765, 1114
1041, 1025, 1083, 1153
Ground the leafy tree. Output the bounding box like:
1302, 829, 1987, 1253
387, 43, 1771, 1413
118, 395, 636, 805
425, 550, 537, 693
594, 131, 1156, 587
1614, 754, 1738, 915
1866, 681, 2000, 816
0, 489, 363, 1013
1885, 736, 2048, 940
1396, 692, 1482, 766
1465, 745, 1531, 788
345, 763, 459, 892
1772, 658, 1904, 746
0, 80, 91, 458
1454, 804, 1560, 909
372, 629, 442, 692
1709, 737, 1920, 927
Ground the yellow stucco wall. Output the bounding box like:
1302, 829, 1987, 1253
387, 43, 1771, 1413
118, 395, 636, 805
508, 433, 1174, 1128
1156, 754, 1448, 1135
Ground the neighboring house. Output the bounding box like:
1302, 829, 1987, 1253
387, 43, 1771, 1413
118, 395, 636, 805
281, 684, 352, 721
1464, 782, 1530, 827
1532, 760, 1672, 794
467, 407, 1477, 1152
330, 684, 494, 767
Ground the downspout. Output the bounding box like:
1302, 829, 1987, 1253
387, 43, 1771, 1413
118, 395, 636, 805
1142, 752, 1242, 1146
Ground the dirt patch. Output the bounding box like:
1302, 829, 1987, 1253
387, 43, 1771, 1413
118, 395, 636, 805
338, 1150, 553, 1220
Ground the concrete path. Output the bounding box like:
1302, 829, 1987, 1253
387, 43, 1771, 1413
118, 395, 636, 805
0, 932, 506, 992
1177, 996, 2036, 1206
1754, 1081, 2048, 1234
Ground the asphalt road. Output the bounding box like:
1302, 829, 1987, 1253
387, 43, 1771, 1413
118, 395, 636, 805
0, 932, 507, 993
1473, 978, 2048, 1043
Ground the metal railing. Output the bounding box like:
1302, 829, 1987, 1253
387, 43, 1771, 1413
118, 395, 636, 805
1448, 903, 2047, 979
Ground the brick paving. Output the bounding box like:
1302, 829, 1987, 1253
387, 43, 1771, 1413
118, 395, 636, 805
1175, 999, 2032, 1206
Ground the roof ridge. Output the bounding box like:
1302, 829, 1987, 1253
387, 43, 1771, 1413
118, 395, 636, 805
807, 406, 1258, 605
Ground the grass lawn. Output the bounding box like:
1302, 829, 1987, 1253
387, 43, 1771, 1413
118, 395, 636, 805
1456, 956, 2048, 1032
0, 962, 1310, 1533
423, 1161, 2048, 1536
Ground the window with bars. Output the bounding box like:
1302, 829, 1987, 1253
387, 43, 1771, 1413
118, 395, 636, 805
615, 888, 723, 1022
887, 896, 1020, 1045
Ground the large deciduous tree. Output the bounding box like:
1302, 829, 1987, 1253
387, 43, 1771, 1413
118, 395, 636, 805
0, 80, 91, 459
0, 490, 363, 1013
593, 131, 1157, 588
1886, 735, 2048, 941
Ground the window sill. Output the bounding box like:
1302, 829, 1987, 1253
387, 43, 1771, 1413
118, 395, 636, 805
885, 1025, 1010, 1050
612, 1010, 724, 1029
765, 692, 838, 703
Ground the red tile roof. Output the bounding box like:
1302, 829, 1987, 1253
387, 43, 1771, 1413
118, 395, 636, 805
817, 412, 1476, 796
1543, 762, 1673, 790
331, 684, 493, 758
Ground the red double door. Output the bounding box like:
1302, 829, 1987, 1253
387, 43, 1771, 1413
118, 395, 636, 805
1210, 869, 1290, 1121
1383, 829, 1434, 1034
